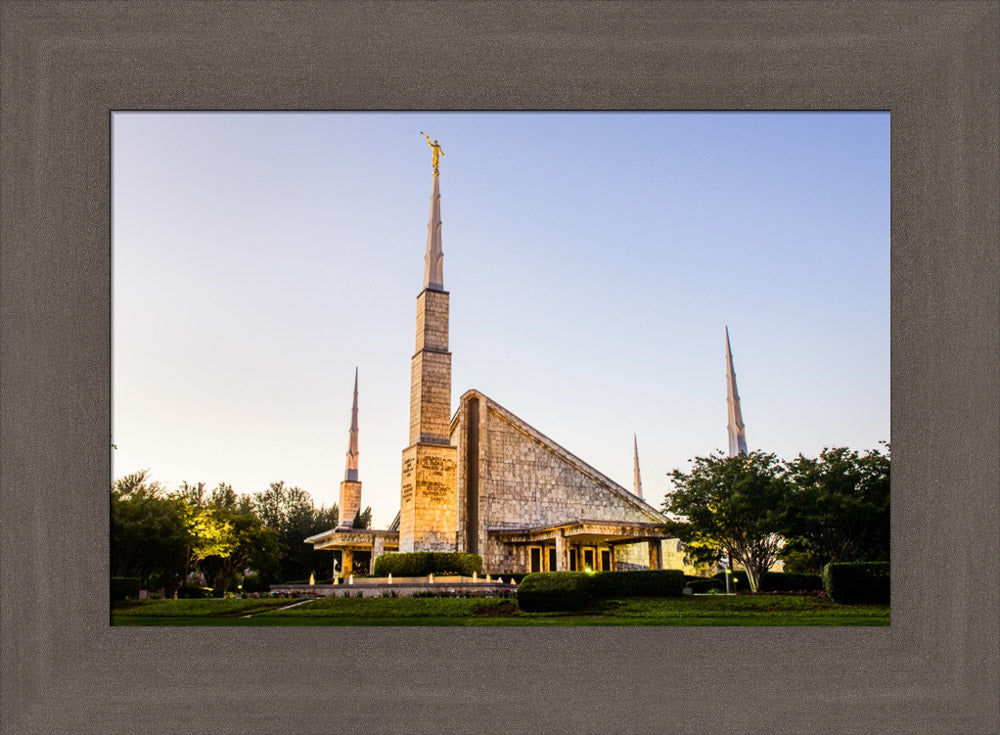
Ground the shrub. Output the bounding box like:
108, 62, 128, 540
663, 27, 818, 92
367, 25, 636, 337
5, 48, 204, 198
110, 577, 141, 601
373, 552, 483, 577
711, 571, 746, 590
823, 562, 890, 604
687, 578, 724, 593
242, 574, 273, 593
516, 572, 592, 612
588, 570, 686, 598
759, 572, 824, 592
517, 570, 686, 612
502, 572, 532, 585
177, 586, 214, 599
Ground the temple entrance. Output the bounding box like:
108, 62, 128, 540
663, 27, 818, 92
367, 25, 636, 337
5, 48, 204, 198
338, 549, 372, 577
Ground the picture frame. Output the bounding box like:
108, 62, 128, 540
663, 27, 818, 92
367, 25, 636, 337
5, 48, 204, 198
2, 2, 996, 732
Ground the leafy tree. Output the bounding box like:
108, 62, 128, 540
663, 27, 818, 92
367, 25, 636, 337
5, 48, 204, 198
209, 482, 239, 510
175, 480, 208, 507
112, 471, 344, 591
198, 510, 281, 592
250, 481, 339, 581
781, 445, 890, 572
664, 451, 790, 591
111, 470, 190, 594
352, 506, 372, 529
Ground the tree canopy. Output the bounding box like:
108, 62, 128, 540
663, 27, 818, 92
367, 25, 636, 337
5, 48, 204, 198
663, 445, 891, 585
780, 444, 890, 573
111, 470, 341, 593
664, 451, 788, 591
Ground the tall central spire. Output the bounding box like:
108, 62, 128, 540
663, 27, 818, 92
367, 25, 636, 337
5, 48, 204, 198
421, 132, 444, 291
633, 434, 643, 498
725, 326, 748, 456
344, 367, 359, 481
399, 135, 459, 552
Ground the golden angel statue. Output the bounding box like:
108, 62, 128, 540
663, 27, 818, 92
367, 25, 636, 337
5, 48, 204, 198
420, 131, 444, 172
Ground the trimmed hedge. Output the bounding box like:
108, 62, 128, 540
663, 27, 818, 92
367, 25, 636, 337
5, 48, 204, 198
588, 570, 686, 598
177, 586, 215, 599
516, 572, 592, 612
759, 572, 824, 592
241, 573, 272, 593
111, 577, 141, 601
687, 578, 724, 593
705, 570, 823, 592
517, 570, 686, 612
823, 562, 890, 604
372, 552, 483, 578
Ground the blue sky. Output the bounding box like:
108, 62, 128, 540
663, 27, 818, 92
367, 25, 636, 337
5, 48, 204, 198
112, 111, 889, 526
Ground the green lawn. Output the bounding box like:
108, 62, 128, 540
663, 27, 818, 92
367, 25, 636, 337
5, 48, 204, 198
111, 594, 889, 626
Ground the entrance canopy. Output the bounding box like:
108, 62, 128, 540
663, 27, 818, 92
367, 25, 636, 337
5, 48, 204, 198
489, 519, 668, 546
305, 527, 400, 552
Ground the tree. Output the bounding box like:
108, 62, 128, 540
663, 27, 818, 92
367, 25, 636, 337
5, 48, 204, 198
198, 510, 281, 592
352, 506, 372, 529
209, 482, 239, 511
781, 445, 890, 572
250, 481, 339, 581
171, 497, 236, 588
664, 451, 790, 591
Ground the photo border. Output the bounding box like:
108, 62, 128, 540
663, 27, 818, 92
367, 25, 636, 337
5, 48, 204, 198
2, 2, 997, 733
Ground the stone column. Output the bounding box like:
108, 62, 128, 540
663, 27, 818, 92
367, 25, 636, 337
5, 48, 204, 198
342, 548, 354, 578
372, 536, 386, 574
555, 534, 570, 571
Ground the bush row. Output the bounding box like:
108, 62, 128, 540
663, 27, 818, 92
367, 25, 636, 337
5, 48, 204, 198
517, 570, 686, 612
822, 562, 890, 604
697, 571, 824, 593
372, 552, 483, 578
110, 577, 141, 601
760, 572, 823, 592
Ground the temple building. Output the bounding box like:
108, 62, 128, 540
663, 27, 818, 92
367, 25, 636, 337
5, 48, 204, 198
308, 136, 700, 576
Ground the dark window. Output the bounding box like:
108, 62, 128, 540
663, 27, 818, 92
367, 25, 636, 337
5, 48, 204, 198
548, 547, 557, 571
530, 547, 541, 573
601, 549, 611, 571
569, 547, 577, 571
584, 549, 595, 570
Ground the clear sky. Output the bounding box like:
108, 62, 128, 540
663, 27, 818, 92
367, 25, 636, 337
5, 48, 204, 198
112, 111, 889, 526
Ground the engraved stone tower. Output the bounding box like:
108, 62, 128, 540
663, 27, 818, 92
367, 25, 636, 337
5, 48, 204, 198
399, 139, 458, 552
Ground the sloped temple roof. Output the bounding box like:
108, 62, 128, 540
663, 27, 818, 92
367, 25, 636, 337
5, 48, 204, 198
452, 388, 668, 525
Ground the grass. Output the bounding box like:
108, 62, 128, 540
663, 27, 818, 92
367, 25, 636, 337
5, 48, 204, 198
111, 597, 291, 618
111, 593, 889, 626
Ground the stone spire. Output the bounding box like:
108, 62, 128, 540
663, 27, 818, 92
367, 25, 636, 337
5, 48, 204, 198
338, 368, 363, 527
399, 141, 458, 552
633, 433, 643, 499
423, 168, 444, 291
725, 326, 748, 456
344, 367, 359, 481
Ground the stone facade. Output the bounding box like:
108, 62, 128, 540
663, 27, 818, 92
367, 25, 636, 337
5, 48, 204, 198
399, 442, 458, 552
400, 283, 457, 551
338, 479, 362, 527
408, 290, 452, 445
451, 390, 670, 572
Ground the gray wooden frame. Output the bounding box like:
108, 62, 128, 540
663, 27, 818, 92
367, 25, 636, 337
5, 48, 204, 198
2, 2, 997, 733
